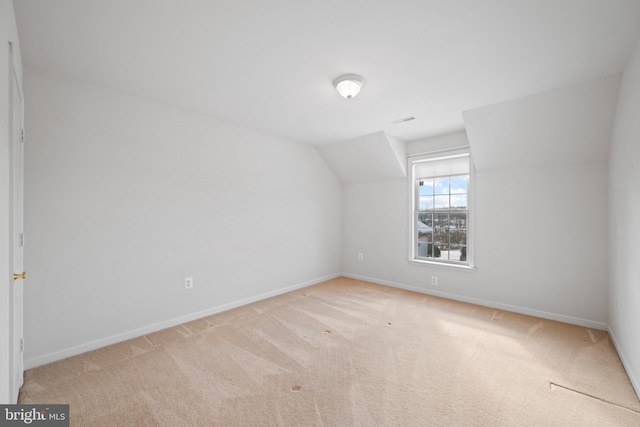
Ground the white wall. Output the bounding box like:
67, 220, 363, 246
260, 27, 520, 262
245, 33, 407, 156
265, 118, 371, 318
23, 68, 342, 367
609, 37, 640, 396
0, 0, 22, 404
343, 132, 609, 328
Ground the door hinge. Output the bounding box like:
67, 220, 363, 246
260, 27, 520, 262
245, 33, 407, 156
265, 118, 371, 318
20, 129, 24, 143
19, 233, 24, 248
19, 338, 24, 353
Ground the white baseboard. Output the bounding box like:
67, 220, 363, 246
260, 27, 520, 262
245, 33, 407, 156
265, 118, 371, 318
24, 273, 341, 369
608, 327, 640, 400
342, 272, 608, 331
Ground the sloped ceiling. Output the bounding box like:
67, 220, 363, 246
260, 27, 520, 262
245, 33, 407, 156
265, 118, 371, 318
464, 75, 621, 171
317, 131, 406, 184
13, 0, 640, 145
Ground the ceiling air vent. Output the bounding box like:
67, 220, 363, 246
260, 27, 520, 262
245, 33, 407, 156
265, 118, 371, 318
390, 116, 415, 125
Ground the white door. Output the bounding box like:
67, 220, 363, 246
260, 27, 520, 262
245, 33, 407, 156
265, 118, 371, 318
9, 56, 25, 403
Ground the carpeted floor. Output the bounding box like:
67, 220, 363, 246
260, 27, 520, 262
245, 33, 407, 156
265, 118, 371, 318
18, 277, 640, 426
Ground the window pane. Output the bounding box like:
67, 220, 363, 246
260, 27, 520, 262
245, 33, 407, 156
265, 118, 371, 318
442, 245, 466, 262
459, 246, 468, 262
417, 213, 433, 233
450, 176, 468, 194
450, 194, 467, 209
438, 244, 450, 260
450, 230, 466, 246
417, 224, 433, 241
434, 195, 449, 209
418, 242, 441, 258
419, 196, 433, 211
418, 212, 433, 225
416, 212, 433, 259
418, 179, 434, 196
435, 178, 449, 194
417, 241, 427, 257
450, 213, 467, 230
417, 212, 434, 258
433, 213, 449, 243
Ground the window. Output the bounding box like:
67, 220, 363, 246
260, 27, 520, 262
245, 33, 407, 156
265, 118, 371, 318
409, 149, 473, 267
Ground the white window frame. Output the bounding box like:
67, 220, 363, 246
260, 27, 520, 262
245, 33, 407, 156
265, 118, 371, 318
408, 147, 475, 270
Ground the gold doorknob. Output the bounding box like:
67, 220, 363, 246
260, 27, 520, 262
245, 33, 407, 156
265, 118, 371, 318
13, 271, 26, 280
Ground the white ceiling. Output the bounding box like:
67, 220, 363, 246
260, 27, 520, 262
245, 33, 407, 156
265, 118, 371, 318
317, 131, 407, 184
464, 74, 622, 171
13, 0, 640, 145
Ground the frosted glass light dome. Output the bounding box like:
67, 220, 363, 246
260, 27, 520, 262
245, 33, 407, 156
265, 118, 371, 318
333, 74, 365, 99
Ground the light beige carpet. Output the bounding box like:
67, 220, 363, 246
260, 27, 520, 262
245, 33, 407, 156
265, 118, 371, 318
19, 277, 640, 426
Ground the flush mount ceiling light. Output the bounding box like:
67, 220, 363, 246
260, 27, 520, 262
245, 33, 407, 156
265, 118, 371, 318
333, 74, 365, 99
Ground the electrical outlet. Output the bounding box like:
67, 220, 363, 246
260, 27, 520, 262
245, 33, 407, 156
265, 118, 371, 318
358, 253, 364, 261
431, 276, 438, 286
184, 277, 194, 290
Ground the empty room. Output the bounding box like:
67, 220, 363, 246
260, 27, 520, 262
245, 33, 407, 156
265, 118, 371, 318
2, 0, 640, 425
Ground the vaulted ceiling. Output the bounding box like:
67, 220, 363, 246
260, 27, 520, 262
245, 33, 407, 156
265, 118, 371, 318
13, 0, 640, 145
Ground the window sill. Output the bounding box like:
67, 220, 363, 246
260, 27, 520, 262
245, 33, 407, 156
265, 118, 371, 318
408, 259, 476, 272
